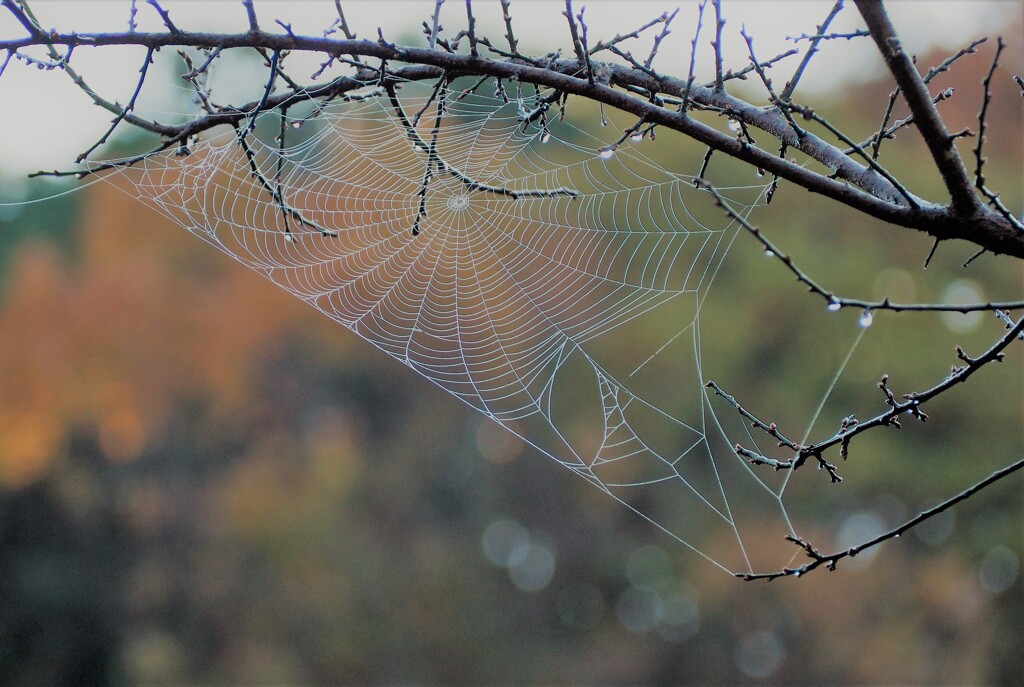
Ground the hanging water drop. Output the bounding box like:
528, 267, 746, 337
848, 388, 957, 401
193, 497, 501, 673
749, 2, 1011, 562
728, 118, 742, 133
630, 133, 643, 143
764, 248, 774, 257
827, 299, 842, 312
858, 309, 874, 328
541, 131, 551, 144
599, 147, 616, 160
291, 121, 303, 129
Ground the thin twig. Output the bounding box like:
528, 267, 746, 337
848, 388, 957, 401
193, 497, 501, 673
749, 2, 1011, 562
711, 0, 725, 92
427, 0, 444, 50
643, 7, 677, 70
236, 123, 337, 239
464, 0, 478, 58
696, 146, 714, 181
498, 0, 519, 56
145, 0, 180, 34
332, 0, 356, 39
788, 30, 869, 42
780, 0, 842, 101
563, 0, 592, 83
705, 381, 843, 481
696, 179, 1023, 313
242, 0, 259, 32
0, 48, 13, 78
241, 49, 278, 136
704, 48, 799, 88
740, 456, 1024, 580
858, 87, 955, 157
1, 0, 45, 38
741, 27, 805, 138
970, 38, 1021, 232
973, 37, 1002, 190
411, 74, 447, 127
996, 309, 1024, 340
606, 44, 660, 79
77, 47, 154, 162
588, 12, 669, 57
680, 1, 706, 112
922, 237, 940, 268
411, 78, 446, 236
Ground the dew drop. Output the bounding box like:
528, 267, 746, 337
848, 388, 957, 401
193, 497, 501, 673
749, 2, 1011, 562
728, 118, 742, 132
599, 147, 616, 159
284, 232, 295, 243
859, 309, 874, 328
763, 248, 774, 258
630, 133, 643, 143
827, 299, 842, 312
541, 131, 551, 144
291, 121, 303, 129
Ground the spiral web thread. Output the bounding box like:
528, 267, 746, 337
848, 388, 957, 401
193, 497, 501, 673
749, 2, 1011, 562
105, 78, 798, 574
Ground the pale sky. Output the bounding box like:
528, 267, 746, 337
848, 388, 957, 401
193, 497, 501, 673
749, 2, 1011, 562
0, 1, 1020, 183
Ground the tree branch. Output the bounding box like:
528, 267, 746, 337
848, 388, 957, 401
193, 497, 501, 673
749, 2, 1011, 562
856, 0, 982, 215
2, 10, 1022, 256
739, 456, 1024, 580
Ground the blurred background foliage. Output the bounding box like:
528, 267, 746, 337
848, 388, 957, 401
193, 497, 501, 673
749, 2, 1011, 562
0, 24, 1021, 686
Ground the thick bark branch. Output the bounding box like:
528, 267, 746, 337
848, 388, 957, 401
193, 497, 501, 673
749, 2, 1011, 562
855, 0, 982, 215
3, 25, 1023, 257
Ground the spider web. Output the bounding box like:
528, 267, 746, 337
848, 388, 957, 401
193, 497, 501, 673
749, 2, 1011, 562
104, 78, 801, 574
